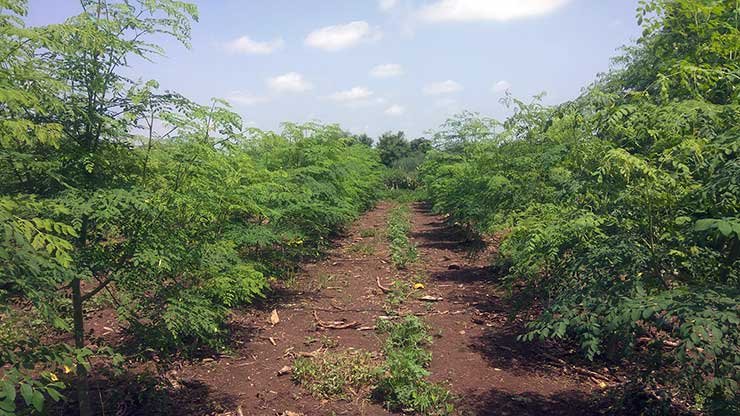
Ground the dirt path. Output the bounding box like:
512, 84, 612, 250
175, 202, 605, 415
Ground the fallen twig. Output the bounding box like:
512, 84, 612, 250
542, 352, 612, 382
357, 326, 376, 331
296, 348, 325, 358
376, 276, 391, 293
637, 336, 680, 349
235, 360, 257, 367
330, 301, 346, 311
312, 311, 359, 329
572, 366, 612, 382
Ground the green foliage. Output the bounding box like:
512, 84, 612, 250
351, 132, 373, 147
377, 132, 431, 189
387, 205, 418, 269
0, 0, 382, 413
429, 110, 499, 151
377, 131, 411, 167
374, 316, 454, 415
122, 110, 382, 352
381, 188, 422, 204
0, 309, 68, 416
420, 1, 739, 412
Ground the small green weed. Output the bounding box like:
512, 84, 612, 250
282, 271, 298, 288
348, 242, 375, 255
304, 335, 339, 349
386, 280, 412, 309
309, 273, 335, 291
359, 228, 377, 238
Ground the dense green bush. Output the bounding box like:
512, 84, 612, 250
420, 0, 739, 413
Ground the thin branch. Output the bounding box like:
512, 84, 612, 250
80, 274, 115, 302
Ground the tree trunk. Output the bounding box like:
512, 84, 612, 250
73, 213, 93, 416
71, 277, 92, 416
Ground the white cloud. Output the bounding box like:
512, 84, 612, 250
379, 0, 399, 11
423, 80, 462, 95
267, 72, 313, 93
226, 35, 284, 54
227, 91, 269, 106
328, 86, 374, 102
419, 0, 571, 22
492, 80, 511, 93
385, 104, 406, 116
305, 21, 382, 51
370, 63, 404, 78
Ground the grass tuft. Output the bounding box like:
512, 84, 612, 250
292, 349, 378, 400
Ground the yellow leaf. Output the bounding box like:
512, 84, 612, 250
413, 283, 425, 289
49, 372, 59, 382
63, 365, 72, 374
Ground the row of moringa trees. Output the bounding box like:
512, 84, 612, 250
420, 0, 738, 414
0, 1, 382, 414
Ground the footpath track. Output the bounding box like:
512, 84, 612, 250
175, 202, 603, 415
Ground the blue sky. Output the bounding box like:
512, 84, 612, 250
26, 0, 642, 139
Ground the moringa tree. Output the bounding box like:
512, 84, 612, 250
1, 1, 198, 415
44, 2, 197, 414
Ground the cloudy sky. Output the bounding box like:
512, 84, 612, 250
26, 0, 641, 138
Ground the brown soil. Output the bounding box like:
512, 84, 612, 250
80, 202, 618, 415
